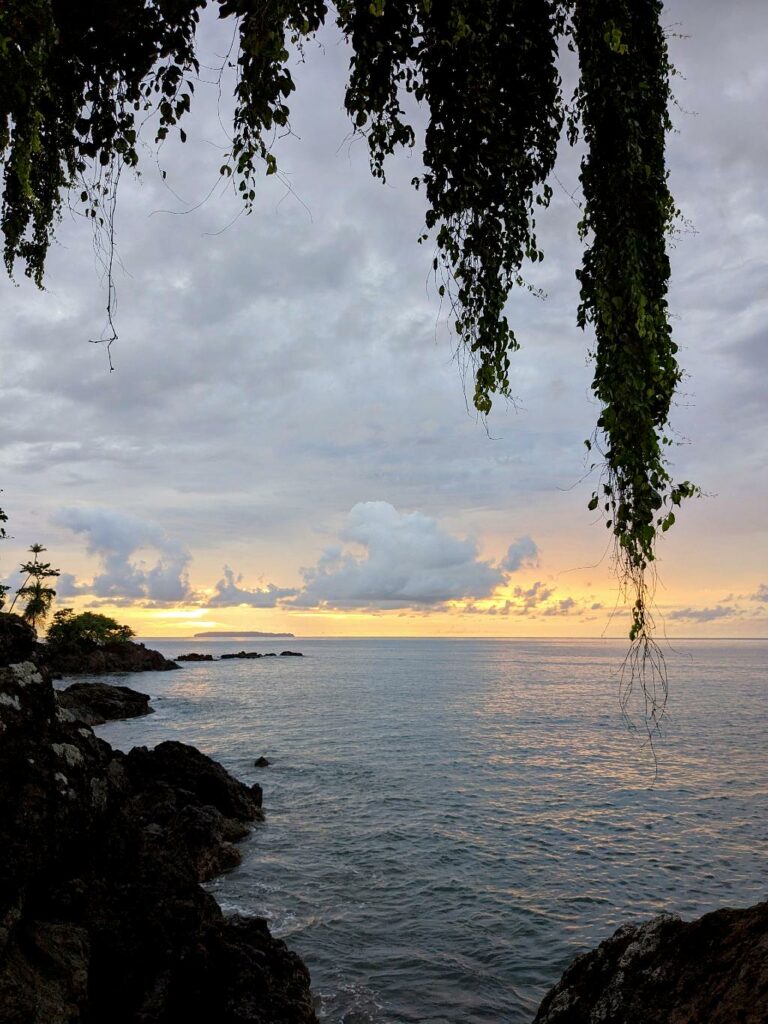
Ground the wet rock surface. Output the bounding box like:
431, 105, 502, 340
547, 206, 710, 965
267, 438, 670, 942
533, 902, 768, 1024
57, 681, 154, 725
0, 613, 317, 1024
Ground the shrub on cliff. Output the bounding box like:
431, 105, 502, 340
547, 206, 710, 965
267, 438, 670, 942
46, 609, 135, 650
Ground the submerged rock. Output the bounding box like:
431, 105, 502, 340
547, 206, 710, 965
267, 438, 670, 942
175, 653, 214, 662
254, 757, 270, 768
57, 681, 154, 726
0, 613, 317, 1023
533, 902, 768, 1024
280, 651, 303, 657
221, 651, 263, 660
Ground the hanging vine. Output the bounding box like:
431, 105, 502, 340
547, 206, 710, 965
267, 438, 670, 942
1, 1, 699, 692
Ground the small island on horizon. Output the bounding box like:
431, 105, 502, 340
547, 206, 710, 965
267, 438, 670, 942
193, 630, 295, 639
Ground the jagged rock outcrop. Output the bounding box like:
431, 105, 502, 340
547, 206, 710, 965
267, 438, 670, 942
0, 612, 317, 1024
44, 639, 179, 676
57, 681, 154, 725
533, 903, 768, 1024
175, 653, 214, 662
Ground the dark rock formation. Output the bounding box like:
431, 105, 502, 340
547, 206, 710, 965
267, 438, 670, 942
175, 653, 214, 662
254, 757, 270, 768
221, 651, 263, 660
0, 612, 36, 664
280, 651, 303, 657
44, 639, 179, 676
0, 612, 317, 1024
533, 903, 768, 1024
57, 681, 154, 726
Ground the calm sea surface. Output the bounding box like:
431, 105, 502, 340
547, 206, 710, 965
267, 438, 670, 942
96, 638, 767, 1023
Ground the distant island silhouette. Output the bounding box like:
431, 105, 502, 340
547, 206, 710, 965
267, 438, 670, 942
193, 630, 295, 639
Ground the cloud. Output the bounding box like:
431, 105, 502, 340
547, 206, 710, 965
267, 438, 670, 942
512, 581, 554, 610
292, 501, 505, 609
53, 507, 193, 604
206, 566, 297, 607
56, 572, 90, 598
542, 597, 576, 616
751, 584, 768, 603
666, 605, 738, 623
500, 536, 539, 573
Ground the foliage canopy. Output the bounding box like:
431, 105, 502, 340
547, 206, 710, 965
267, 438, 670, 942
46, 608, 135, 649
0, 0, 699, 654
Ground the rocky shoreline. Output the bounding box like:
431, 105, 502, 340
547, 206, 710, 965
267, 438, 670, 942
44, 640, 179, 677
2, 610, 765, 1022
0, 612, 316, 1023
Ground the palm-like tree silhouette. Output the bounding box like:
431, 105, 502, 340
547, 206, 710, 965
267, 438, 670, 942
10, 543, 60, 630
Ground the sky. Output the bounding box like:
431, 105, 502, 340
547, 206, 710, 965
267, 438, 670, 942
1, 1, 767, 638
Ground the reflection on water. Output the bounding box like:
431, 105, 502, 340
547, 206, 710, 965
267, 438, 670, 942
98, 638, 768, 1024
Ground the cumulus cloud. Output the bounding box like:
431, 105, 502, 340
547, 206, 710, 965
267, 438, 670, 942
53, 507, 193, 605
500, 536, 539, 573
751, 584, 768, 603
292, 501, 505, 609
206, 566, 297, 607
512, 581, 554, 610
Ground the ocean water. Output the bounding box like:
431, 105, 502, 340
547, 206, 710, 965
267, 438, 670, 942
96, 638, 768, 1023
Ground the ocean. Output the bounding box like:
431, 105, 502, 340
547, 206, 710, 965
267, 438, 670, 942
96, 637, 768, 1023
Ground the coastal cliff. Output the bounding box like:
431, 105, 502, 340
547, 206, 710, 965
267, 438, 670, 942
0, 613, 317, 1023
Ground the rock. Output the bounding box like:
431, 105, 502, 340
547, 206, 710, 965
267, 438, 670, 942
175, 653, 214, 662
0, 613, 37, 665
254, 757, 270, 768
57, 682, 154, 726
43, 639, 179, 676
221, 651, 263, 660
0, 633, 317, 1022
125, 740, 264, 824
533, 902, 768, 1024
280, 651, 303, 657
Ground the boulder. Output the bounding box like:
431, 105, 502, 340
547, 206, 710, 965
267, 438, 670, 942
533, 902, 768, 1024
254, 757, 270, 768
280, 651, 303, 657
57, 681, 154, 725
